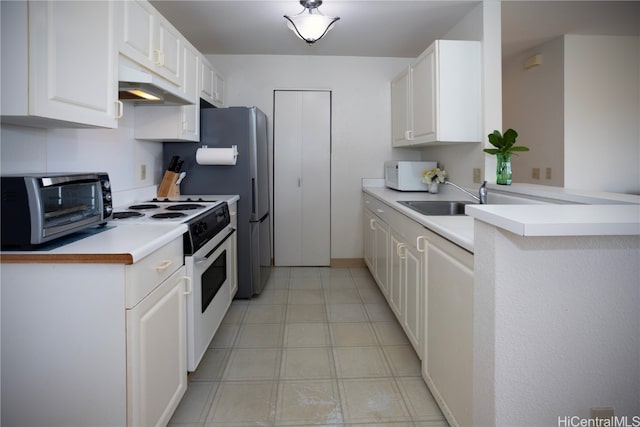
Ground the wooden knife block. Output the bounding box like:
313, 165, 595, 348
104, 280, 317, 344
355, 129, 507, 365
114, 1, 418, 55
157, 171, 180, 197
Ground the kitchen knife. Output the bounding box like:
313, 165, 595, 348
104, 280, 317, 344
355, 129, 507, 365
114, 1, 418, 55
167, 156, 179, 172
175, 160, 184, 173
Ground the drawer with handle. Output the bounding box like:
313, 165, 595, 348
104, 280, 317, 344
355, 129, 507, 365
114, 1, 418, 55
125, 236, 184, 308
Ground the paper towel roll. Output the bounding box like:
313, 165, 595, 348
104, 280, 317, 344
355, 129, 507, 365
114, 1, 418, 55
196, 145, 238, 165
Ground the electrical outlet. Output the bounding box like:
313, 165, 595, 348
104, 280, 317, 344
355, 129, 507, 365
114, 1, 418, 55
546, 167, 552, 180
473, 168, 481, 183
140, 164, 147, 181
532, 168, 540, 179
590, 407, 614, 421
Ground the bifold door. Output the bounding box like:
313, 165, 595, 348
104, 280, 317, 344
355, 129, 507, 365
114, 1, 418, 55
273, 90, 331, 266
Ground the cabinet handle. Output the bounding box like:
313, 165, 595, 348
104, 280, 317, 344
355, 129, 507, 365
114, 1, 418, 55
182, 121, 188, 132
397, 243, 407, 259
152, 49, 164, 66
416, 236, 426, 253
114, 100, 123, 119
405, 130, 413, 140
183, 276, 193, 295
298, 178, 301, 188
376, 208, 384, 214
369, 218, 376, 230
155, 260, 173, 272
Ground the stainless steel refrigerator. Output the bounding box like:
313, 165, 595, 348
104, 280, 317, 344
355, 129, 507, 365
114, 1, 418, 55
163, 106, 271, 298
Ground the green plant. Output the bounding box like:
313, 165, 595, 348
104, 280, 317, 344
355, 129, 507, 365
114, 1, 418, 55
483, 129, 529, 156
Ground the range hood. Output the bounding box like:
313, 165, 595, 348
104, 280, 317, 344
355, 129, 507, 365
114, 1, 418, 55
118, 59, 194, 106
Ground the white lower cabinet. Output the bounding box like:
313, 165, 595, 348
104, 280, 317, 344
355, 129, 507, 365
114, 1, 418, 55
127, 265, 188, 427
422, 229, 474, 427
363, 192, 474, 426
0, 236, 188, 426
363, 193, 423, 358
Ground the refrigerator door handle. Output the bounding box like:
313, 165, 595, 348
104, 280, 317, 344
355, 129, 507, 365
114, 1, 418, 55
252, 177, 257, 216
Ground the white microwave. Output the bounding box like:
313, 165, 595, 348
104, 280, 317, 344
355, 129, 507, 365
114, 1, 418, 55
384, 160, 438, 191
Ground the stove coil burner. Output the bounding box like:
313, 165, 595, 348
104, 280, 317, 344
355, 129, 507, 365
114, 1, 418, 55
152, 212, 187, 219
165, 204, 205, 211
113, 211, 144, 219
128, 204, 160, 210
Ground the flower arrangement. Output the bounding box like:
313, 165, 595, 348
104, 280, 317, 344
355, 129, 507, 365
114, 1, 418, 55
422, 167, 447, 185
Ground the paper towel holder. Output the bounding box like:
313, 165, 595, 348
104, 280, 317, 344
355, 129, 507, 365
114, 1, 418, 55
200, 144, 239, 157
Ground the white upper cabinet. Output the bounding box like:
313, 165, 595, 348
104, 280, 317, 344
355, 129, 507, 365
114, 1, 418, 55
1, 1, 120, 128
117, 0, 182, 86
391, 40, 481, 146
201, 56, 225, 107
134, 40, 200, 141
391, 67, 411, 147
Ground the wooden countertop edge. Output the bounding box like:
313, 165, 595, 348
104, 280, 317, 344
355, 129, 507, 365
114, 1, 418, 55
0, 253, 134, 264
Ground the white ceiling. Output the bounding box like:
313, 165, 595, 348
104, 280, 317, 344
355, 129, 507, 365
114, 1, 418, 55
150, 1, 640, 59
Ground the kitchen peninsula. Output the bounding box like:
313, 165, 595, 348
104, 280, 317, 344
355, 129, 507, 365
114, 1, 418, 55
362, 179, 640, 426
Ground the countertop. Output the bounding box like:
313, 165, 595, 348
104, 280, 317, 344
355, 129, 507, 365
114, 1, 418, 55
1, 194, 240, 264
0, 223, 187, 264
363, 184, 476, 252
363, 180, 640, 252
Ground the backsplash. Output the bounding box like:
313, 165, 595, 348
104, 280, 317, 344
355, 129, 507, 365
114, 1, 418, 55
0, 103, 162, 206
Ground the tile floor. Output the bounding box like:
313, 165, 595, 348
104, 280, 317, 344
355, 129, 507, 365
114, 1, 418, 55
168, 266, 448, 427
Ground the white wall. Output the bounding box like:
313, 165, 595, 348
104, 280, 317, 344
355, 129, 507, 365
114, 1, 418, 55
564, 35, 640, 194
0, 104, 162, 205
503, 34, 640, 194
503, 36, 565, 186
206, 54, 414, 260
474, 221, 640, 425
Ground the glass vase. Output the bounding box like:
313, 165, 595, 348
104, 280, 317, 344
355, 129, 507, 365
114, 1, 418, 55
496, 152, 512, 185
428, 182, 439, 193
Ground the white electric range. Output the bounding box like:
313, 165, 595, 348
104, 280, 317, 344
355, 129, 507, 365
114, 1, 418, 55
113, 195, 236, 371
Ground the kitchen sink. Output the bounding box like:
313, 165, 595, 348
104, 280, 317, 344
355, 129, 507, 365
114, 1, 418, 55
398, 200, 475, 216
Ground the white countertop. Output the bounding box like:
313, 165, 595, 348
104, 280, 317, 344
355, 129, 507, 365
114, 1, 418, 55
1, 223, 187, 264
363, 185, 476, 252
363, 180, 640, 251
466, 204, 640, 236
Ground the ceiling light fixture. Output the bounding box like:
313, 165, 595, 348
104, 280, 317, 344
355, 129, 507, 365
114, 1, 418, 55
284, 0, 340, 44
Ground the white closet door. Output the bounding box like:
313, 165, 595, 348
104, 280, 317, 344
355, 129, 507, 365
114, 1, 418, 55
274, 90, 331, 266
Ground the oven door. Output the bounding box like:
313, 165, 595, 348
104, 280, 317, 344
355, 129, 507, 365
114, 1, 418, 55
184, 226, 235, 371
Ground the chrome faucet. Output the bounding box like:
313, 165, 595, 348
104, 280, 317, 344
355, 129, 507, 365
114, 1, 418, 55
444, 180, 488, 204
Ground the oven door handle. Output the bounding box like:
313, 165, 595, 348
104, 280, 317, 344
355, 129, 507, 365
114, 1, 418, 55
182, 276, 193, 295
194, 227, 236, 264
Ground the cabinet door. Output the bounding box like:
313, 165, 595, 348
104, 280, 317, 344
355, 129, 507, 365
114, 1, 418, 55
391, 67, 411, 146
389, 234, 403, 315
127, 266, 188, 427
402, 244, 422, 357
373, 220, 389, 294
28, 1, 118, 128
424, 233, 473, 427
180, 42, 200, 140
155, 14, 182, 85
411, 44, 436, 143
363, 208, 376, 271
119, 0, 155, 67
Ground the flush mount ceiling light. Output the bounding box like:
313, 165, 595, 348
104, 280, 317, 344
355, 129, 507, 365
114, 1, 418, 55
284, 0, 340, 44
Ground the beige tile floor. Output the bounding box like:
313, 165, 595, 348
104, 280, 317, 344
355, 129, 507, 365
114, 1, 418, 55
169, 266, 448, 427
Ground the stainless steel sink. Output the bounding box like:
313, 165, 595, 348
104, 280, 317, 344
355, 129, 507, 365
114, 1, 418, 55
398, 200, 475, 216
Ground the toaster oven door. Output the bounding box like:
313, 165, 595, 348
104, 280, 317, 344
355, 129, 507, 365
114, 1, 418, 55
39, 180, 103, 238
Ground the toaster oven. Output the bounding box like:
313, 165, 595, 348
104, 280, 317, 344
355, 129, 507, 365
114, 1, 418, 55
1, 173, 113, 248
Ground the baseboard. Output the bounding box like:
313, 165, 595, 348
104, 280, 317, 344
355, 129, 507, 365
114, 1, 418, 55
330, 258, 366, 268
